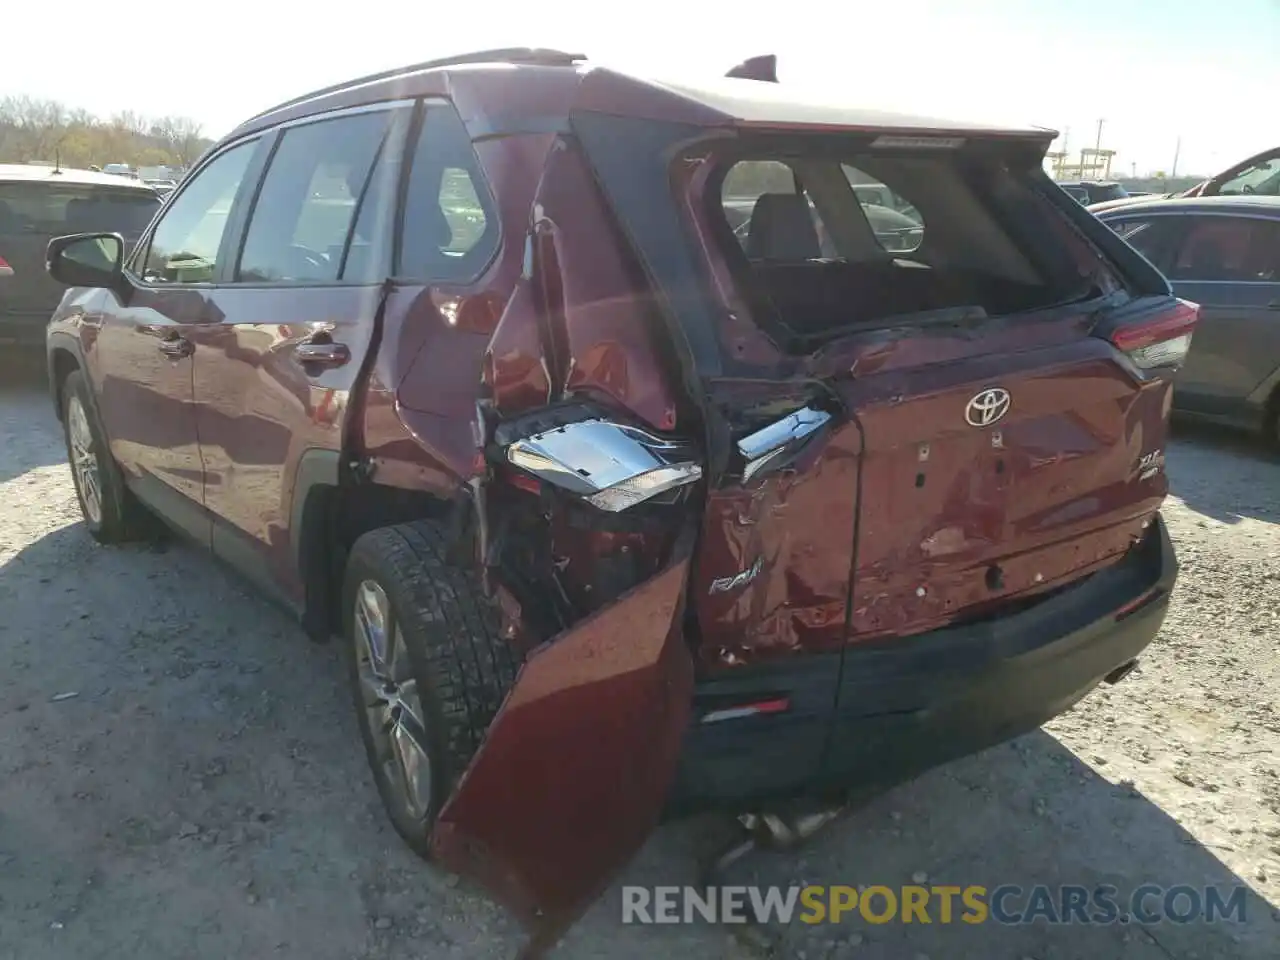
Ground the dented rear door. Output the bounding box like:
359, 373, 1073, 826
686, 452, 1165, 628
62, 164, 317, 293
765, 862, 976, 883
431, 550, 694, 940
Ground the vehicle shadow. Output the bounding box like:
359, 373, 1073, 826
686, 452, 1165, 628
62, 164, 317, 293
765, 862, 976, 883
2, 521, 1275, 960
1168, 419, 1280, 526
609, 727, 1278, 959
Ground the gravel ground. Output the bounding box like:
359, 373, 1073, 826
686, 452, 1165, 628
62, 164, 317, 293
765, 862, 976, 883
1, 366, 1278, 960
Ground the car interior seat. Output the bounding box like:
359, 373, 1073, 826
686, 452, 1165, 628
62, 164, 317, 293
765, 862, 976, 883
746, 193, 822, 261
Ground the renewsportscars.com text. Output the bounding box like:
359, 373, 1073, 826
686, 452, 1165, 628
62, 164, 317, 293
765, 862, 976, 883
621, 884, 1248, 926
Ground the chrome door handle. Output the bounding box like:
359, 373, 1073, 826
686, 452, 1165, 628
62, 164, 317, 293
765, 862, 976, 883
158, 336, 193, 358
295, 340, 350, 368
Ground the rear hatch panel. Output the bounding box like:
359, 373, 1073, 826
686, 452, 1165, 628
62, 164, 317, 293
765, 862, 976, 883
572, 109, 1182, 663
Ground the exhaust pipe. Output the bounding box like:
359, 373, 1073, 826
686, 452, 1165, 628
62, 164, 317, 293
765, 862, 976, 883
1103, 659, 1139, 685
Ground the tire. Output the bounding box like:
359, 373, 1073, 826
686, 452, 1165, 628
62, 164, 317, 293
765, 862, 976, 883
342, 521, 520, 858
60, 369, 157, 544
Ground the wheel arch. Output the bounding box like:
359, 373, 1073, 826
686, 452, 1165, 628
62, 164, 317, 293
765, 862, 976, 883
46, 334, 87, 423
292, 450, 465, 642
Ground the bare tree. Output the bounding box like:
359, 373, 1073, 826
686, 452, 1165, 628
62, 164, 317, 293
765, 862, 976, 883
0, 96, 213, 170
151, 115, 206, 166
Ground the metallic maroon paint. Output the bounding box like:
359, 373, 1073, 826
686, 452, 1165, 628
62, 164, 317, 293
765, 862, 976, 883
482, 135, 682, 431
432, 553, 694, 942
183, 285, 383, 599
360, 133, 558, 495
693, 416, 861, 667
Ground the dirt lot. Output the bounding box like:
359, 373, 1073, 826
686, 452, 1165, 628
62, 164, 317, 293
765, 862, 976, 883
2, 366, 1278, 960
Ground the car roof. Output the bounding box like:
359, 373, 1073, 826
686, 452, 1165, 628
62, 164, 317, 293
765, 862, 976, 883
1093, 195, 1280, 218
0, 163, 158, 191
229, 48, 1058, 145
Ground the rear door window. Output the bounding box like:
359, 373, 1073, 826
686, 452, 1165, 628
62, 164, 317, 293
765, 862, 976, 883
1167, 215, 1280, 282
397, 102, 498, 281
0, 182, 160, 238
237, 109, 393, 283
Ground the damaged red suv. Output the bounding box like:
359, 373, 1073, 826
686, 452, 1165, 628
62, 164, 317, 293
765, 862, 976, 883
46, 48, 1191, 951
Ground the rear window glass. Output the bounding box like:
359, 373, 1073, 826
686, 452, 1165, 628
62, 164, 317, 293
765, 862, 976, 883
712, 144, 1098, 347
0, 183, 160, 237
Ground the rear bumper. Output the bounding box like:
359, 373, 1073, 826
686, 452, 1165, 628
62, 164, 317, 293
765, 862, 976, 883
0, 310, 51, 349
666, 513, 1176, 815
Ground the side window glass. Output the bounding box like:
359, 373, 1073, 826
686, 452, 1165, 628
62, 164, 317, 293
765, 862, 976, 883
1250, 222, 1280, 281
397, 103, 498, 281
139, 140, 256, 284
719, 160, 830, 259
238, 110, 392, 283
341, 147, 399, 283
1169, 217, 1256, 282
1107, 217, 1177, 270
842, 164, 924, 254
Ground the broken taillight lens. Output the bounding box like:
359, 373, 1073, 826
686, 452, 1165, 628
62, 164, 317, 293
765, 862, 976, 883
504, 419, 702, 512
1106, 299, 1199, 372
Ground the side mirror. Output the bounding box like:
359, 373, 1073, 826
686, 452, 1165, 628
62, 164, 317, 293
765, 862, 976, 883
47, 232, 125, 290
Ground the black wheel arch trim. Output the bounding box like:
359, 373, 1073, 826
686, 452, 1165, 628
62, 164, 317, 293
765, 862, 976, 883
46, 332, 94, 423
291, 448, 343, 640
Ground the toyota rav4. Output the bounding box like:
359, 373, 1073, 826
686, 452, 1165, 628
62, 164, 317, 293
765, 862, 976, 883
45, 47, 1191, 953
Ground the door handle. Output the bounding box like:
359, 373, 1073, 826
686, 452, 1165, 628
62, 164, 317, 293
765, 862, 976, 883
295, 339, 350, 369
158, 336, 193, 359
1268, 300, 1280, 310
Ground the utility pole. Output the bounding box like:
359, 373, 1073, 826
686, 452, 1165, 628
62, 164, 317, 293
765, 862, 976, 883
1172, 136, 1181, 179
1094, 118, 1105, 152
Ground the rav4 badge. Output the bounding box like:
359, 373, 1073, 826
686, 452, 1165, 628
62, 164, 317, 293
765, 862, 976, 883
709, 557, 764, 595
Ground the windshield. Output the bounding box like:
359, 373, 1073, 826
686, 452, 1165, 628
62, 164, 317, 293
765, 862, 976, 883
1217, 156, 1280, 196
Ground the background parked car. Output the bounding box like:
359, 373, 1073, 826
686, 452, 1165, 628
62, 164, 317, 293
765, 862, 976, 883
1090, 145, 1280, 215
0, 164, 161, 353
1096, 195, 1280, 443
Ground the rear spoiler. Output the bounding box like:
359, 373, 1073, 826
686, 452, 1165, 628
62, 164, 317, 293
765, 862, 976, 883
725, 55, 778, 83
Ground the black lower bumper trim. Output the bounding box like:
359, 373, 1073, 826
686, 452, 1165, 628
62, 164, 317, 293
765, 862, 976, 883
666, 514, 1176, 815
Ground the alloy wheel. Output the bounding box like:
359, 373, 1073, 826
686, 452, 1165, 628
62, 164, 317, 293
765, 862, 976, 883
353, 579, 434, 821
67, 396, 103, 526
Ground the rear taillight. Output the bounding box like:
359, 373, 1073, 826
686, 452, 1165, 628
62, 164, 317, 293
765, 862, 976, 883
1107, 299, 1199, 371
0, 254, 12, 277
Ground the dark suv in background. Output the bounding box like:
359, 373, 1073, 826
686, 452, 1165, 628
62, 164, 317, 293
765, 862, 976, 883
44, 47, 1192, 953
1056, 179, 1129, 205
0, 165, 159, 353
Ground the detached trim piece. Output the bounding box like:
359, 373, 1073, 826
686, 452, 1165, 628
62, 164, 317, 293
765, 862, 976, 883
506, 419, 702, 511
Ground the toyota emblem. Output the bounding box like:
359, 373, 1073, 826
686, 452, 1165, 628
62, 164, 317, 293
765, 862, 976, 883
965, 388, 1011, 427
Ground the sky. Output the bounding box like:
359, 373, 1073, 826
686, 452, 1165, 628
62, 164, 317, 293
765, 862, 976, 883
6, 0, 1278, 177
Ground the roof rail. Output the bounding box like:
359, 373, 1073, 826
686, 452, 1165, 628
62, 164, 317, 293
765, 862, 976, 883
246, 47, 587, 125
